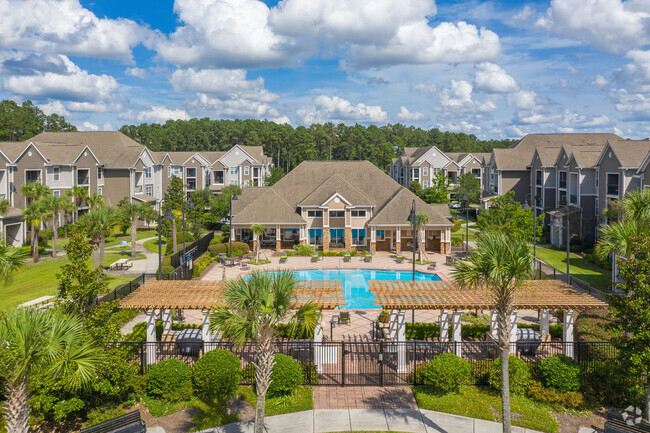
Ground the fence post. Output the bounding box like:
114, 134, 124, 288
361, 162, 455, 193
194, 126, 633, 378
379, 341, 384, 387
341, 342, 346, 387
139, 342, 145, 374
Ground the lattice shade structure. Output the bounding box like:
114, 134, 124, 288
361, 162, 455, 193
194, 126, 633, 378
369, 280, 608, 310
120, 279, 346, 310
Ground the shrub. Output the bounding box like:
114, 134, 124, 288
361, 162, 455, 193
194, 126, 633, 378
408, 363, 427, 384
451, 219, 462, 233
192, 254, 214, 277
290, 244, 314, 256
300, 362, 319, 385
269, 354, 303, 397
192, 349, 242, 400
405, 322, 440, 339
242, 363, 256, 383
471, 359, 492, 386
526, 379, 586, 411
207, 242, 250, 257
421, 353, 471, 393
581, 359, 644, 408
538, 355, 582, 392
147, 359, 193, 402
210, 234, 226, 244
451, 236, 463, 246
221, 223, 230, 232
208, 243, 227, 256
85, 407, 128, 428
461, 324, 490, 339
277, 323, 314, 339
488, 356, 530, 395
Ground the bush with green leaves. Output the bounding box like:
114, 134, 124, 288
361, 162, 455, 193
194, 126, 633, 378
451, 236, 463, 247
526, 379, 586, 411
243, 354, 303, 396
147, 359, 193, 402
538, 355, 582, 392
488, 356, 530, 395
421, 353, 471, 393
192, 349, 242, 400
300, 362, 319, 385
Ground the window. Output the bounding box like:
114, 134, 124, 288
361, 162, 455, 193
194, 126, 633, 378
52, 190, 60, 197
423, 181, 428, 188
229, 179, 239, 186
433, 167, 441, 173
144, 167, 152, 179
169, 166, 182, 178
329, 210, 344, 218
53, 167, 60, 181
376, 230, 385, 241
352, 228, 366, 246
330, 228, 344, 245
187, 179, 197, 190
422, 167, 428, 177
204, 168, 210, 187
25, 170, 41, 183
168, 166, 171, 178
77, 169, 89, 185
186, 167, 196, 178
559, 172, 567, 189
412, 168, 419, 178
244, 166, 249, 175
307, 210, 323, 218
595, 198, 599, 215
559, 191, 567, 205
214, 170, 224, 184
97, 166, 103, 180
97, 187, 102, 196
145, 186, 152, 195
351, 210, 366, 218
607, 173, 619, 195
309, 228, 323, 246
230, 167, 238, 175
595, 174, 599, 188
535, 170, 542, 186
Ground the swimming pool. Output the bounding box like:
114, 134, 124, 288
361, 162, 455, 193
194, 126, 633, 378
257, 269, 442, 309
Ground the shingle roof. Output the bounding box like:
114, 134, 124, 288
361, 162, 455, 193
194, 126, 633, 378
608, 139, 650, 168
563, 144, 606, 167
511, 133, 622, 150
299, 174, 373, 206
533, 146, 562, 167
0, 142, 28, 161
30, 132, 143, 166
491, 148, 536, 170
233, 188, 304, 224
369, 188, 451, 226
232, 187, 269, 214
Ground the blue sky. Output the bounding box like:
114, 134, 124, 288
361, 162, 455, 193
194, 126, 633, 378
1, 0, 650, 139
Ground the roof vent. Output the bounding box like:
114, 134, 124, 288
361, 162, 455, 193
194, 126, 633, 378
27, 151, 32, 157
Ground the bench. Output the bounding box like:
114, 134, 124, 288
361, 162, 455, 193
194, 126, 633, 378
110, 259, 132, 271
80, 410, 146, 433
605, 410, 650, 433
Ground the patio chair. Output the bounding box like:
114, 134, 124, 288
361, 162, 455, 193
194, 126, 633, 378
219, 253, 227, 265
338, 311, 351, 325
279, 251, 288, 264
240, 260, 250, 270
359, 250, 368, 261
343, 250, 351, 262
364, 253, 372, 263
311, 251, 319, 262
428, 261, 437, 271
395, 253, 404, 264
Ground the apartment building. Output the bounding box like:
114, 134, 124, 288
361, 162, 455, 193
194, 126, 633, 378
0, 132, 272, 247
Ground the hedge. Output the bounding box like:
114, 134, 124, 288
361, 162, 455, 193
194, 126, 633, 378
405, 322, 563, 340
192, 254, 215, 277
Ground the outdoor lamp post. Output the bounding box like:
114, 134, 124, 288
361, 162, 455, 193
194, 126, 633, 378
160, 206, 175, 279
552, 212, 570, 279
180, 197, 195, 260
522, 198, 537, 277
462, 193, 469, 254
407, 199, 416, 281
229, 193, 238, 257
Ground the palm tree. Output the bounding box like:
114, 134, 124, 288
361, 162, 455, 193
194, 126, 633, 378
43, 195, 72, 258
210, 271, 319, 433
0, 198, 10, 216
65, 186, 88, 222
0, 308, 102, 433
415, 213, 429, 262
79, 204, 118, 269
0, 240, 27, 284
22, 200, 51, 263
87, 192, 104, 208
21, 182, 50, 255
118, 202, 150, 258
452, 232, 533, 433
251, 224, 265, 262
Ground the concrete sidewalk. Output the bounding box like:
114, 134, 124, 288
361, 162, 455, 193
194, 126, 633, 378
199, 408, 544, 433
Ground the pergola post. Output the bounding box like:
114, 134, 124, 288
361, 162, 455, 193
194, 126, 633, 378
145, 309, 157, 365
395, 227, 401, 252
509, 311, 518, 353
563, 310, 574, 358
389, 309, 406, 373
439, 310, 450, 342
540, 309, 550, 337
452, 311, 462, 357
162, 309, 172, 334
489, 310, 498, 339
202, 310, 213, 351
314, 314, 323, 373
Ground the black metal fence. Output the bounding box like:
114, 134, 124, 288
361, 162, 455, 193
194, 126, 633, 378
95, 273, 148, 305
170, 232, 214, 268
117, 340, 616, 386
534, 258, 606, 297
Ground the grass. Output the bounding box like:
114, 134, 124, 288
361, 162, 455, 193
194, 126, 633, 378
142, 395, 197, 418
238, 386, 313, 416
248, 259, 271, 265
413, 385, 558, 433
451, 227, 477, 242
535, 247, 611, 291
143, 238, 166, 254
408, 259, 430, 265
0, 251, 136, 310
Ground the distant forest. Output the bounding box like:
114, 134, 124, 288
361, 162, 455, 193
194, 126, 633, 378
0, 100, 516, 171
120, 119, 515, 172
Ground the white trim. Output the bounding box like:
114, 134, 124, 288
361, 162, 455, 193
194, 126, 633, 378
181, 153, 210, 166
321, 192, 352, 206
72, 145, 100, 165
16, 142, 48, 163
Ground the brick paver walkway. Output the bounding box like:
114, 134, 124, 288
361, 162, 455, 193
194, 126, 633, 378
313, 386, 417, 409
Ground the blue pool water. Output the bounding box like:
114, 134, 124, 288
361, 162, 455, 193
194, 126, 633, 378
256, 269, 441, 309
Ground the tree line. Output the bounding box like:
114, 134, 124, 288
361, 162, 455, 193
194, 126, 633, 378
0, 100, 77, 141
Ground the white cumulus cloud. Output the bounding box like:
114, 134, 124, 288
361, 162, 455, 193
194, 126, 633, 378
78, 121, 100, 131
170, 68, 277, 102
396, 106, 425, 122
39, 101, 69, 116
439, 80, 497, 113
297, 95, 387, 124
473, 62, 519, 94
188, 93, 288, 123
125, 67, 148, 78
437, 121, 482, 133
592, 74, 610, 87
134, 106, 191, 123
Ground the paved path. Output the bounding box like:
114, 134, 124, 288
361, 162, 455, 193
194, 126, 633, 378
106, 236, 160, 275
199, 408, 544, 433
313, 386, 417, 410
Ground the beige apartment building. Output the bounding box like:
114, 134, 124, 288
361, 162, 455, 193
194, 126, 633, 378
0, 132, 272, 247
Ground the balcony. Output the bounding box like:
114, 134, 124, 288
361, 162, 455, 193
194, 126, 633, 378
607, 184, 619, 196
558, 180, 566, 189
77, 177, 89, 186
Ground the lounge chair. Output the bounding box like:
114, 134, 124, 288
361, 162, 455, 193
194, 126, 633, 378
343, 250, 351, 262
279, 251, 288, 264
338, 311, 351, 325
364, 253, 372, 263
395, 253, 404, 264
311, 252, 319, 262
428, 262, 437, 271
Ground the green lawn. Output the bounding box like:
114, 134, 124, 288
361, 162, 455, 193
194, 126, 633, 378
452, 227, 477, 242
413, 385, 558, 433
534, 247, 611, 291
0, 252, 136, 310
143, 238, 166, 254
45, 229, 158, 251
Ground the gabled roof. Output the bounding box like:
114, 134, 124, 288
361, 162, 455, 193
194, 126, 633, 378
605, 139, 650, 168
369, 188, 451, 226
0, 142, 29, 162
491, 147, 536, 171
636, 151, 650, 175
511, 133, 622, 150
531, 146, 562, 167
564, 144, 606, 168
233, 188, 303, 224
232, 187, 269, 214
299, 173, 373, 206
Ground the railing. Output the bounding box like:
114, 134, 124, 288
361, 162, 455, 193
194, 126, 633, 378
170, 232, 215, 268
534, 258, 606, 297
116, 340, 616, 384
95, 273, 147, 305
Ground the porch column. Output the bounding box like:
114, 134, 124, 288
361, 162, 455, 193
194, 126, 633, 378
370, 228, 376, 254
395, 227, 401, 252
509, 311, 518, 352
540, 310, 550, 337
439, 310, 450, 342
313, 314, 323, 373
202, 310, 213, 351
452, 311, 462, 357
275, 225, 282, 250
563, 310, 574, 358
162, 309, 172, 334
489, 310, 498, 339
389, 309, 406, 373
145, 309, 157, 365
322, 228, 330, 252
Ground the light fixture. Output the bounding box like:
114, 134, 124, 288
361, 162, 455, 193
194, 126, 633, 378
232, 193, 238, 201
522, 201, 530, 210
163, 208, 174, 220
551, 215, 562, 228
187, 198, 195, 209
